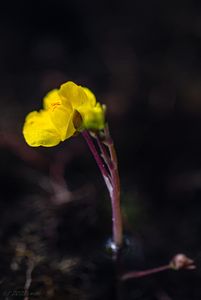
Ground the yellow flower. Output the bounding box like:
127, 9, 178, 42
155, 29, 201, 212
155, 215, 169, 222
23, 81, 105, 147
59, 81, 105, 130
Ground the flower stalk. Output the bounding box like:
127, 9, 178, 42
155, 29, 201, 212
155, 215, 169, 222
103, 125, 123, 250
82, 125, 123, 252
121, 265, 170, 280
82, 131, 112, 193
121, 253, 196, 281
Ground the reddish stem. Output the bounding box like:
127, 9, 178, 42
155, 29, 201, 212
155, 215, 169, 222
104, 126, 123, 249
96, 135, 112, 170
82, 131, 112, 192
121, 265, 170, 281
82, 128, 123, 251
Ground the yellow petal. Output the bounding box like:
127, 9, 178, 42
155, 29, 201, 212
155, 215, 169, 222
43, 89, 61, 110
23, 110, 61, 147
49, 104, 76, 140
59, 81, 88, 108
83, 87, 96, 106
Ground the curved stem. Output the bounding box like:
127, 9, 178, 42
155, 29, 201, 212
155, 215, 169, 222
96, 135, 112, 170
104, 125, 123, 249
82, 128, 123, 251
109, 144, 123, 249
82, 131, 112, 193
121, 265, 170, 281
121, 253, 196, 281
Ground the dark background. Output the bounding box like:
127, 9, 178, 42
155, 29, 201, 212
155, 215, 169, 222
0, 0, 201, 299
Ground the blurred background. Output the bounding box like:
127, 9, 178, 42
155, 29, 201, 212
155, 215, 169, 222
0, 0, 201, 299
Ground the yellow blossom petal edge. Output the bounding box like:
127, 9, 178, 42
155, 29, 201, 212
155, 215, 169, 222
23, 111, 61, 147
23, 81, 106, 147
43, 89, 61, 110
